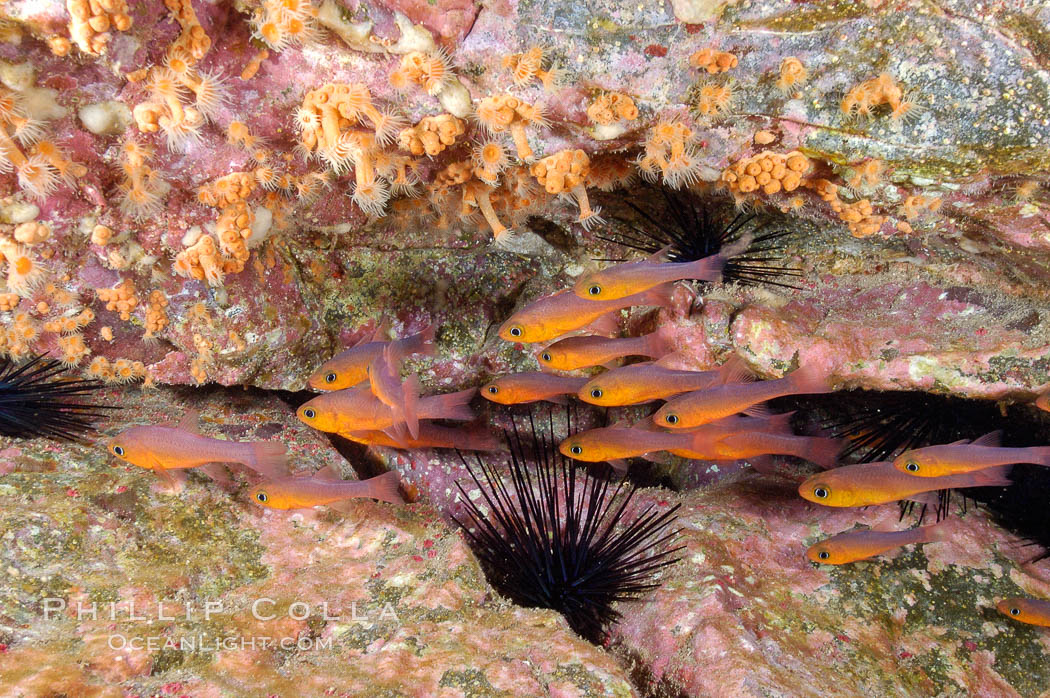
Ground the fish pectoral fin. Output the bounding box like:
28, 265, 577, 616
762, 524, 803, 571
742, 403, 774, 419
328, 500, 359, 515
178, 408, 202, 434
152, 467, 188, 494
199, 463, 233, 486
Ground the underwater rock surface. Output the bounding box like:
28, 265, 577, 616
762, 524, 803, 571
0, 388, 636, 696
1, 0, 1049, 398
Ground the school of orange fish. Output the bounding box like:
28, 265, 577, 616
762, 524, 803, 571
102, 246, 1050, 630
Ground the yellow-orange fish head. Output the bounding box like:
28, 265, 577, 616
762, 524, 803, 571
481, 379, 515, 405
805, 540, 850, 565
105, 426, 154, 469
578, 378, 613, 406
798, 475, 856, 507
306, 364, 344, 392
558, 435, 604, 462
892, 449, 926, 475
996, 598, 1050, 627
249, 481, 290, 509
296, 396, 340, 433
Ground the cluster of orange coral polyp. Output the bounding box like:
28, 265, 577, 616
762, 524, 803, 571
398, 114, 465, 157
476, 94, 544, 161
144, 289, 169, 337
199, 172, 256, 207
531, 149, 600, 229
586, 93, 638, 126
777, 57, 807, 92
391, 51, 451, 96
163, 0, 210, 61
67, 0, 132, 55
694, 83, 733, 117
502, 47, 558, 89
841, 73, 909, 120
689, 48, 737, 74
721, 150, 811, 196
96, 279, 139, 321
804, 178, 885, 237
251, 0, 317, 53
636, 119, 702, 188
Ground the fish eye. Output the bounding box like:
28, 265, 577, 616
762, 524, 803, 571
509, 326, 522, 337
487, 385, 499, 394
818, 550, 830, 560
665, 413, 679, 425
905, 461, 919, 472
813, 487, 829, 499
570, 445, 582, 455
588, 285, 601, 296
325, 372, 337, 383
113, 445, 125, 456
590, 388, 602, 398
256, 492, 268, 503
541, 352, 552, 362
303, 408, 316, 419
1011, 607, 1021, 616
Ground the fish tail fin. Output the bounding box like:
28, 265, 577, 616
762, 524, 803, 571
764, 411, 796, 434
638, 282, 677, 309
365, 470, 405, 504
403, 375, 420, 440
923, 520, 953, 544
423, 388, 476, 421
1031, 446, 1050, 467
685, 251, 731, 282
244, 442, 289, 479
721, 231, 754, 260
458, 425, 501, 451
803, 437, 844, 470
788, 362, 833, 395
644, 323, 677, 359
395, 324, 437, 362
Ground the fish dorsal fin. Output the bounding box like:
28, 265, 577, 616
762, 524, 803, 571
313, 464, 344, 481
179, 409, 201, 434
970, 430, 1002, 448
646, 244, 674, 263
371, 316, 392, 343
716, 355, 755, 386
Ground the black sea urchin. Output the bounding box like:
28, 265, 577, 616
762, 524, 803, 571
599, 184, 803, 290
452, 412, 682, 643
0, 354, 113, 441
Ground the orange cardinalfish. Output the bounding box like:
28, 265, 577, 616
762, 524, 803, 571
307, 324, 435, 391
249, 467, 403, 511
653, 362, 832, 429
537, 326, 674, 372
107, 409, 288, 490
560, 414, 794, 472
482, 372, 588, 405
997, 597, 1050, 627
1036, 390, 1050, 413
498, 284, 675, 344
339, 422, 500, 451
368, 343, 420, 439
798, 461, 1013, 508
572, 237, 750, 301
893, 430, 1050, 477
579, 357, 732, 406
673, 431, 842, 470
297, 386, 475, 435
806, 523, 949, 565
